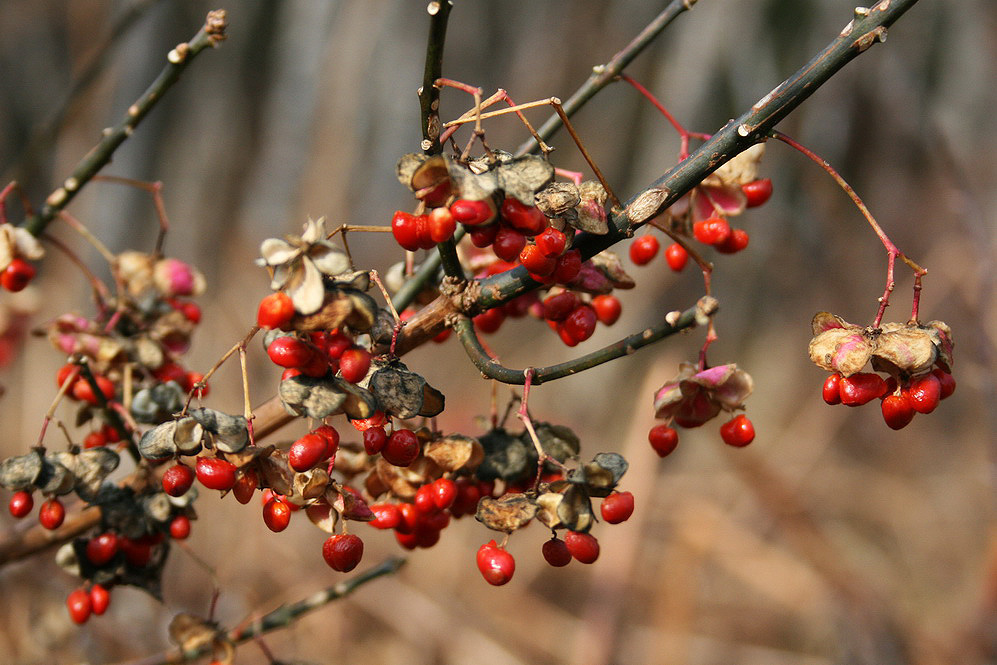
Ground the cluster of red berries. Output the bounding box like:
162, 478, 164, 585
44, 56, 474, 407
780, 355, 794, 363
1, 257, 36, 292
366, 476, 483, 553
647, 412, 756, 458
475, 490, 634, 586
822, 367, 955, 430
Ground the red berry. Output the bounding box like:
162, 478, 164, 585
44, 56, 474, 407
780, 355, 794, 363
56, 364, 79, 390
714, 228, 750, 254
450, 478, 482, 518
153, 361, 186, 386
451, 198, 495, 226
693, 217, 731, 245
86, 532, 119, 566
263, 497, 292, 532
119, 536, 154, 567
391, 210, 422, 251
881, 393, 915, 430
493, 227, 527, 262
414, 214, 436, 250
39, 498, 65, 530
535, 227, 567, 257
395, 502, 420, 535
195, 456, 237, 491
476, 541, 515, 585
1, 258, 35, 292
369, 503, 402, 529
542, 292, 579, 322
664, 243, 688, 272
839, 372, 887, 406
629, 235, 659, 265
383, 429, 420, 467
83, 431, 107, 449
72, 374, 116, 405
8, 490, 33, 518
66, 588, 92, 625
720, 414, 755, 447
822, 373, 842, 405
562, 304, 597, 344
232, 468, 258, 504
414, 483, 438, 514
267, 336, 316, 369
431, 478, 457, 510
468, 223, 499, 248
542, 537, 572, 567
648, 425, 679, 457
564, 531, 600, 564
162, 464, 196, 497
363, 426, 387, 455
500, 198, 547, 235
933, 368, 956, 399
322, 533, 364, 572
339, 348, 371, 383
906, 373, 941, 414
742, 178, 773, 208
169, 514, 191, 539
600, 491, 635, 524
473, 307, 505, 334
89, 584, 111, 616
428, 206, 457, 243
289, 433, 329, 472
177, 300, 202, 324
591, 295, 622, 326
350, 411, 387, 432
256, 292, 295, 329
314, 425, 340, 457
552, 249, 582, 283
325, 332, 353, 360
184, 371, 209, 396
519, 243, 557, 276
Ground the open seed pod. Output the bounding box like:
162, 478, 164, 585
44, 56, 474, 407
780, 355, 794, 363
475, 493, 538, 533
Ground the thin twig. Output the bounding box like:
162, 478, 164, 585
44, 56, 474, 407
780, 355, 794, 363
418, 1, 452, 154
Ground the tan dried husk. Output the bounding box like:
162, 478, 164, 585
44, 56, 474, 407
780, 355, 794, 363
702, 143, 765, 188
424, 435, 484, 472
475, 493, 538, 533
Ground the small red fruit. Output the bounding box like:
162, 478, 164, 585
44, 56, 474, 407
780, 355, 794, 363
383, 429, 420, 467
339, 348, 371, 383
9, 490, 33, 518
89, 584, 111, 616
591, 295, 622, 326
350, 411, 387, 432
322, 533, 364, 572
881, 394, 915, 430
822, 373, 842, 405
469, 223, 499, 248
600, 491, 635, 524
535, 227, 567, 257
500, 198, 547, 235
714, 228, 750, 254
561, 304, 597, 344
83, 431, 107, 449
391, 210, 422, 251
720, 414, 755, 447
56, 363, 79, 390
289, 433, 329, 472
162, 464, 196, 497
519, 243, 558, 276
431, 478, 457, 510
564, 531, 600, 564
195, 456, 237, 491
450, 198, 495, 226
839, 372, 887, 406
428, 206, 457, 243
119, 536, 154, 567
473, 307, 506, 334
648, 424, 679, 457
363, 426, 387, 455
72, 374, 116, 405
39, 498, 65, 530
66, 588, 92, 624
1, 258, 35, 292
256, 292, 295, 329
629, 235, 659, 265
542, 291, 579, 322
492, 227, 527, 263
267, 336, 316, 369
232, 468, 259, 504
86, 532, 119, 566
169, 514, 191, 540
552, 249, 582, 283
693, 217, 731, 245
664, 243, 688, 272
906, 373, 941, 414
542, 537, 572, 567
933, 368, 956, 399
476, 540, 515, 585
742, 178, 773, 208
369, 503, 402, 529
263, 497, 292, 532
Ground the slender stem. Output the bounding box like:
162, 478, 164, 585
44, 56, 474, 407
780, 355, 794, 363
619, 73, 710, 159
22, 10, 228, 237
551, 100, 621, 210
418, 2, 452, 154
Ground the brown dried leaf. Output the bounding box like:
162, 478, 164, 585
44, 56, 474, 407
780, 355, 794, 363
475, 493, 537, 533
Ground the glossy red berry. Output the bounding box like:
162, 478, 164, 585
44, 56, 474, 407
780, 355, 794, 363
518, 243, 557, 276
664, 243, 688, 272
542, 537, 572, 567
39, 498, 65, 530
469, 223, 499, 248
369, 503, 402, 530
473, 307, 506, 334
933, 368, 956, 399
693, 217, 731, 245
86, 532, 119, 566
413, 483, 438, 514
391, 210, 422, 251
629, 235, 659, 265
822, 373, 842, 405
383, 429, 421, 467
232, 468, 258, 504
89, 584, 111, 616
72, 374, 116, 405
428, 206, 457, 243
195, 456, 237, 491
839, 372, 887, 406
263, 497, 292, 532
906, 373, 941, 414
119, 536, 155, 567
350, 411, 387, 432
552, 249, 582, 283
535, 227, 567, 257
267, 336, 315, 369
431, 478, 457, 510
1, 258, 35, 292
451, 198, 495, 226
83, 431, 107, 449
8, 490, 33, 518
66, 588, 92, 624
289, 433, 329, 472
542, 291, 579, 322
256, 292, 295, 329
363, 426, 387, 455
600, 491, 635, 524
591, 295, 622, 326
162, 464, 196, 497
742, 178, 773, 208
339, 348, 371, 383
169, 514, 191, 540
56, 363, 79, 390
564, 531, 600, 564
476, 541, 515, 585
561, 304, 597, 344
648, 424, 679, 457
714, 228, 750, 254
720, 414, 755, 447
500, 198, 547, 235
322, 533, 364, 572
881, 394, 915, 430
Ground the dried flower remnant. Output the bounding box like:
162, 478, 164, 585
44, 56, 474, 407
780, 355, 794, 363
663, 144, 765, 230
0, 222, 44, 271
653, 361, 754, 428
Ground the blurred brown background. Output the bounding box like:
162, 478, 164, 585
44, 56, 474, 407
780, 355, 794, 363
0, 1, 994, 664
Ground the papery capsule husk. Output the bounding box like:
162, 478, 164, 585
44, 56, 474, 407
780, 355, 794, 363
495, 155, 555, 205
36, 458, 76, 495
367, 361, 445, 419
279, 375, 347, 419
424, 434, 484, 473
0, 449, 44, 490
582, 452, 629, 497
475, 493, 538, 533
477, 428, 534, 483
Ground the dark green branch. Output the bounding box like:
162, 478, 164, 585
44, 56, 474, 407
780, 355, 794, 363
418, 1, 453, 155
516, 0, 698, 156
455, 301, 706, 385
22, 10, 228, 237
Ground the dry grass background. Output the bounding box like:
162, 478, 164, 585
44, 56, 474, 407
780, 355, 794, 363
0, 1, 994, 664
